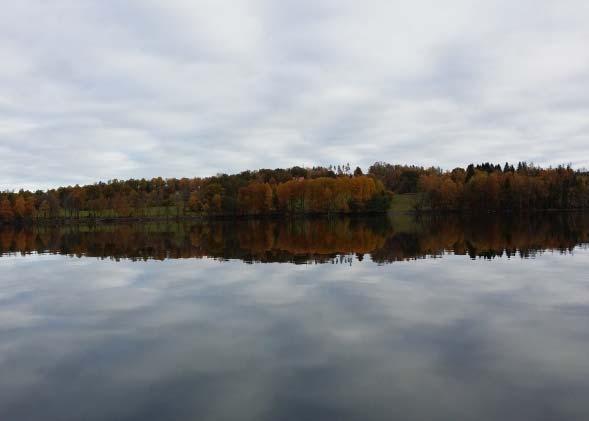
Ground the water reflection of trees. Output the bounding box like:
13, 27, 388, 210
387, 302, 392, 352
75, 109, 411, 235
1, 214, 588, 263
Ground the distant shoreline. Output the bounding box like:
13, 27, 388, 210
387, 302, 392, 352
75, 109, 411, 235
2, 162, 589, 225
3, 208, 589, 227
0, 211, 391, 226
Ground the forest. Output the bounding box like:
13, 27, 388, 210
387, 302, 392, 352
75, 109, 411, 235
0, 165, 390, 222
370, 161, 589, 211
1, 161, 589, 223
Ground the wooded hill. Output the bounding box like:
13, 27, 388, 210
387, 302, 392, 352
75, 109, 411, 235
0, 165, 390, 222
1, 162, 589, 223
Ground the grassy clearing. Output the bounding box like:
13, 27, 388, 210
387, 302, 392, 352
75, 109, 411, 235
389, 193, 423, 212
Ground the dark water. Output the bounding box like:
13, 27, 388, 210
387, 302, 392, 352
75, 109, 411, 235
1, 214, 589, 420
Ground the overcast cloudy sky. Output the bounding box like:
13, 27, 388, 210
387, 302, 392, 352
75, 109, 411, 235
1, 1, 588, 190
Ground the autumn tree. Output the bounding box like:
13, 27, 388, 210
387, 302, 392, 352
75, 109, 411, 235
25, 196, 36, 218
38, 200, 50, 218
0, 198, 14, 221
238, 182, 273, 214
13, 196, 26, 219
188, 192, 201, 212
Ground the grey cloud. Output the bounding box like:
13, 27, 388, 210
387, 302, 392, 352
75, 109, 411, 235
1, 1, 589, 190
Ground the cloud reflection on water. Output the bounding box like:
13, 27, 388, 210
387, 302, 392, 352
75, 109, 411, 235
0, 243, 588, 419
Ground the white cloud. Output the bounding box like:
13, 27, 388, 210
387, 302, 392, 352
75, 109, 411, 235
1, 0, 589, 190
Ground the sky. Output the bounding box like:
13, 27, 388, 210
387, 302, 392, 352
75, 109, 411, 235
1, 0, 589, 191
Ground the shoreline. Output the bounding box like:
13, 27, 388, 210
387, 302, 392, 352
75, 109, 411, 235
2, 208, 589, 227
0, 211, 391, 226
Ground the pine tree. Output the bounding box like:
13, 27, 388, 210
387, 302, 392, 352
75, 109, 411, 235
465, 164, 476, 182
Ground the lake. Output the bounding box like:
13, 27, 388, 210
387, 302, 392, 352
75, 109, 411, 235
1, 214, 589, 420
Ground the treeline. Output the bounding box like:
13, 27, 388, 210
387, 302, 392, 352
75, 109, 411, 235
2, 161, 589, 223
369, 162, 589, 211
0, 165, 391, 223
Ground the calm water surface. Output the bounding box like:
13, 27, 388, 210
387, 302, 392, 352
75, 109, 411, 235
1, 215, 589, 420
